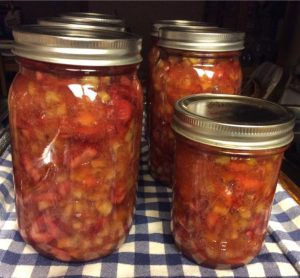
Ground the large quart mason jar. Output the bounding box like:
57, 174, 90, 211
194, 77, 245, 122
9, 25, 143, 261
171, 94, 295, 268
147, 21, 215, 142
149, 27, 245, 186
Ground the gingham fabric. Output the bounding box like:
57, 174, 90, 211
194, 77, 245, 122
1, 137, 300, 278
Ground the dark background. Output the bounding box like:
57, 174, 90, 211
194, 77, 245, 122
1, 1, 299, 75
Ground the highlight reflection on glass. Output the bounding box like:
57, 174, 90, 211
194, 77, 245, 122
68, 84, 97, 101
194, 68, 215, 78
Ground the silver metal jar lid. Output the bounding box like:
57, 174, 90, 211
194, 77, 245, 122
172, 94, 295, 150
38, 17, 125, 32
60, 12, 124, 26
12, 25, 142, 66
158, 26, 244, 52
151, 19, 213, 37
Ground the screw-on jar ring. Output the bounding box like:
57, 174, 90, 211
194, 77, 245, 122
151, 19, 214, 37
38, 17, 125, 32
12, 25, 142, 66
172, 94, 295, 150
60, 12, 117, 19
158, 26, 244, 52
60, 12, 124, 25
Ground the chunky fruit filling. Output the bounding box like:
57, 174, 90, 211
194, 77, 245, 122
9, 59, 143, 261
149, 49, 242, 185
172, 137, 283, 267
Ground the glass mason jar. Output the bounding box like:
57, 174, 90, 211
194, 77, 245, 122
9, 25, 143, 261
147, 21, 215, 142
149, 27, 245, 186
171, 94, 295, 268
148, 20, 212, 72
38, 17, 125, 32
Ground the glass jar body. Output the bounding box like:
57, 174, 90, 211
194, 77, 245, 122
172, 134, 287, 268
9, 58, 143, 261
149, 47, 242, 186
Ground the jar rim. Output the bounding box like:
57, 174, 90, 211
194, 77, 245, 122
59, 12, 125, 25
158, 26, 245, 52
151, 19, 214, 37
172, 94, 295, 150
60, 12, 117, 19
12, 25, 142, 66
38, 17, 125, 32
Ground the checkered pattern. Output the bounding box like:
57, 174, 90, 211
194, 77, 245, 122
1, 138, 300, 278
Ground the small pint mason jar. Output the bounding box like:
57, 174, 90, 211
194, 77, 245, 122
38, 17, 125, 32
9, 25, 143, 261
149, 27, 245, 186
171, 94, 295, 268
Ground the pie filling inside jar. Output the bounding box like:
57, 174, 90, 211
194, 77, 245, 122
9, 25, 143, 261
149, 27, 245, 186
172, 136, 284, 267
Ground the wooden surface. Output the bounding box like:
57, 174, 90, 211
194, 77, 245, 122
280, 171, 300, 205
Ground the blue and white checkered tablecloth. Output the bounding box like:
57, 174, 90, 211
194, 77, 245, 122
1, 137, 300, 278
